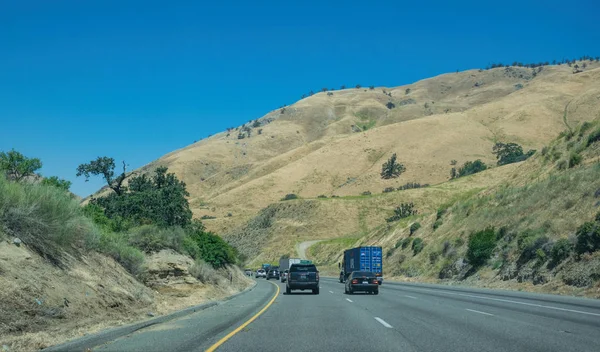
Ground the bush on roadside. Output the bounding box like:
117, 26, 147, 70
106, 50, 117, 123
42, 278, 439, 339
568, 152, 582, 168
0, 175, 95, 267
549, 238, 573, 267
409, 222, 421, 235
127, 225, 186, 254
575, 221, 600, 255
189, 259, 221, 285
412, 238, 424, 255
466, 228, 497, 267
281, 194, 299, 201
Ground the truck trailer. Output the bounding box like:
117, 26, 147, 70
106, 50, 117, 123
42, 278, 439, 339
339, 246, 383, 284
279, 257, 302, 271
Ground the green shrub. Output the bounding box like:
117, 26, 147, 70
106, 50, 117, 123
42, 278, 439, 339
0, 176, 92, 266
409, 222, 421, 235
281, 194, 299, 201
200, 215, 217, 220
182, 235, 201, 259
549, 238, 573, 267
187, 230, 237, 268
466, 228, 497, 267
587, 127, 600, 146
557, 160, 568, 170
396, 237, 412, 249
93, 230, 145, 275
429, 251, 439, 264
412, 238, 424, 255
383, 187, 395, 193
127, 225, 186, 254
433, 219, 443, 230
386, 203, 417, 222
317, 195, 328, 198
518, 234, 549, 265
575, 221, 600, 255
456, 160, 487, 177
568, 153, 582, 168
361, 191, 372, 196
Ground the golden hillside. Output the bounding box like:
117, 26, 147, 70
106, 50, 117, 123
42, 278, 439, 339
137, 63, 600, 236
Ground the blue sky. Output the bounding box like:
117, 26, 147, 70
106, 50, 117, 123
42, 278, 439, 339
1, 0, 598, 197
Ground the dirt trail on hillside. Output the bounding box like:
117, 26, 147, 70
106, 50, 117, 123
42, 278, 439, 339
296, 240, 324, 259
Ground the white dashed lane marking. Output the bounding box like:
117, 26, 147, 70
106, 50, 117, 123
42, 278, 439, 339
375, 317, 393, 328
466, 308, 494, 316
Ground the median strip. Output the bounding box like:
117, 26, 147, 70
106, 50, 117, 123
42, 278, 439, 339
375, 317, 393, 328
205, 281, 280, 352
466, 308, 494, 316
404, 295, 417, 299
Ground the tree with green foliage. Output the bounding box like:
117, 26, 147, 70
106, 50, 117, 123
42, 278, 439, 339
0, 149, 42, 182
456, 160, 488, 177
93, 166, 192, 227
381, 153, 406, 179
492, 142, 535, 166
466, 228, 497, 267
76, 157, 128, 196
41, 176, 72, 191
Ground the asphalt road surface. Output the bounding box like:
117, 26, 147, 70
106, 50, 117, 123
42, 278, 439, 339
56, 278, 600, 352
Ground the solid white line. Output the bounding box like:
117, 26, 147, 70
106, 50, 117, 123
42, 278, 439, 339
404, 295, 417, 299
375, 317, 393, 328
466, 308, 494, 316
416, 288, 600, 317
329, 291, 334, 294
346, 298, 353, 303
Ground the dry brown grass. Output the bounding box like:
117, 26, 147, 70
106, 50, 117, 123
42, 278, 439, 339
89, 64, 600, 238
0, 243, 252, 351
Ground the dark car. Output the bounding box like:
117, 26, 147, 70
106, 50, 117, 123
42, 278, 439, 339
345, 271, 379, 295
286, 263, 319, 294
266, 268, 280, 280
280, 269, 289, 283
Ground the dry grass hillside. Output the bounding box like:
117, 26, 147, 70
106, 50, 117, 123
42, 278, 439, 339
119, 62, 600, 238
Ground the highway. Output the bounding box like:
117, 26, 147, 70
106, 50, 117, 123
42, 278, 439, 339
52, 278, 600, 352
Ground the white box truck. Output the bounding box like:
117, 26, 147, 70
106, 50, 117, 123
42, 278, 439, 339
279, 258, 301, 282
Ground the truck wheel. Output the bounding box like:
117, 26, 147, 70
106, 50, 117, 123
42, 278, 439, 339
286, 286, 291, 294
313, 288, 319, 294
266, 277, 269, 280
344, 286, 348, 294
374, 290, 379, 295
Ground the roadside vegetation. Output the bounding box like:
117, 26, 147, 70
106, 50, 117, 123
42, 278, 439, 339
0, 152, 241, 278
380, 121, 600, 291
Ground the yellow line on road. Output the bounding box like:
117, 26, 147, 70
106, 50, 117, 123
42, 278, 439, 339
205, 281, 280, 352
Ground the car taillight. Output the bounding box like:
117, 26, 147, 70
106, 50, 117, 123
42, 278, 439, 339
372, 279, 378, 284
316, 272, 319, 280
351, 279, 358, 284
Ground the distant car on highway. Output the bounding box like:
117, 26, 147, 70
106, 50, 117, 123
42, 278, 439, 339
345, 271, 379, 295
266, 268, 280, 280
255, 269, 266, 278
244, 268, 252, 276
280, 269, 289, 283
286, 263, 319, 294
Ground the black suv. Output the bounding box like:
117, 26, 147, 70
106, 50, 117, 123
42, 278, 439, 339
266, 267, 280, 280
286, 263, 319, 294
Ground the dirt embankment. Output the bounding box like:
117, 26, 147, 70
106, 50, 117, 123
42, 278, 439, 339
0, 242, 252, 351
